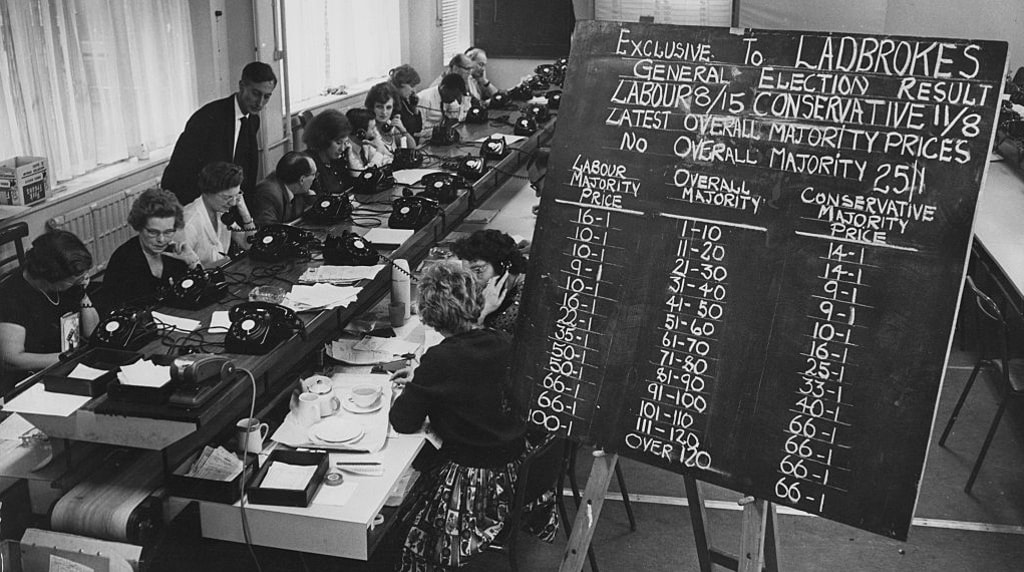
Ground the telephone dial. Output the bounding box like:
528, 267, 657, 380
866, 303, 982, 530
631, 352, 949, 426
160, 267, 227, 310
526, 103, 551, 123
323, 230, 380, 266
514, 116, 538, 136
418, 172, 467, 204
304, 193, 352, 224
393, 148, 425, 170
248, 224, 318, 261
456, 156, 486, 181
389, 195, 440, 231
91, 308, 157, 351
546, 90, 562, 110
481, 135, 508, 160
225, 302, 306, 355
488, 91, 510, 110
352, 165, 396, 195
465, 102, 488, 124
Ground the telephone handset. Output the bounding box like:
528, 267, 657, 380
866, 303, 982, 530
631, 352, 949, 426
389, 195, 440, 231
352, 165, 396, 195
91, 308, 157, 351
221, 206, 244, 228
304, 193, 353, 224
418, 172, 467, 204
225, 301, 306, 355
247, 224, 318, 261
323, 230, 380, 266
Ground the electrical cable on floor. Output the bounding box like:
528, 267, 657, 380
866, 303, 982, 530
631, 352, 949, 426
237, 367, 264, 572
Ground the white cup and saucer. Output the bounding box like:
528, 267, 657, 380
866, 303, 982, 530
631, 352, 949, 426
343, 383, 383, 413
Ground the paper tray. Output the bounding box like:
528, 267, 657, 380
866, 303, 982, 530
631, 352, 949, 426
168, 451, 260, 504
246, 450, 328, 507
41, 348, 143, 396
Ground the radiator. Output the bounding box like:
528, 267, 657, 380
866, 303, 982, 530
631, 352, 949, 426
46, 179, 157, 273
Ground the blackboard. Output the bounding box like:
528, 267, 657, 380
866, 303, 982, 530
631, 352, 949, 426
512, 20, 1007, 540
473, 0, 574, 59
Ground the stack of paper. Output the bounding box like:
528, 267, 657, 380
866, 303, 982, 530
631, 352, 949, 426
283, 284, 362, 312
117, 361, 170, 388
298, 265, 384, 285
68, 364, 108, 380
185, 445, 244, 481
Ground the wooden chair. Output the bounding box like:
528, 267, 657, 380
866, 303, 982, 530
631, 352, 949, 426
939, 275, 1024, 493
0, 221, 29, 283
485, 435, 599, 572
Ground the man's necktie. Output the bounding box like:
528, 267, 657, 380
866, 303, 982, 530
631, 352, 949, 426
233, 115, 251, 166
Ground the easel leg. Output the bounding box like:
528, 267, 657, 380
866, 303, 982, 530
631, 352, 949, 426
738, 498, 780, 572
684, 474, 714, 572
558, 452, 617, 572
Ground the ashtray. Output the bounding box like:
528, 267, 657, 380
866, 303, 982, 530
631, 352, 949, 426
249, 285, 286, 304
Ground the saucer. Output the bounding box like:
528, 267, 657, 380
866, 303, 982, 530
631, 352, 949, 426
342, 395, 383, 414
309, 419, 363, 443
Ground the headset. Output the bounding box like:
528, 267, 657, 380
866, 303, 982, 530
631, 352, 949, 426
323, 230, 380, 266
247, 224, 318, 261
160, 267, 227, 310
225, 301, 306, 355
352, 165, 396, 195
389, 195, 441, 231
353, 127, 368, 140
304, 194, 353, 224
91, 308, 158, 351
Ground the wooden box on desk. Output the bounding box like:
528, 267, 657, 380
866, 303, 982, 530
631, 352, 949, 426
168, 451, 260, 504
246, 450, 328, 507
42, 348, 142, 397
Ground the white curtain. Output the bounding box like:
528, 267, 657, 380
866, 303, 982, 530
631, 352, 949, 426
0, 0, 197, 183
284, 0, 402, 107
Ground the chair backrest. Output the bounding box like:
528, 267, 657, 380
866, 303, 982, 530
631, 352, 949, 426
0, 221, 29, 282
509, 434, 566, 522
965, 275, 1011, 371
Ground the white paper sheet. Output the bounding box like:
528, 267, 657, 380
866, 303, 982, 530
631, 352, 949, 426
151, 311, 202, 332
260, 461, 318, 490
472, 133, 526, 144
117, 361, 170, 388
0, 413, 35, 440
363, 228, 414, 247
392, 168, 445, 186
298, 265, 384, 285
208, 310, 231, 332
3, 384, 91, 417
68, 364, 108, 380
283, 284, 361, 312
352, 336, 420, 357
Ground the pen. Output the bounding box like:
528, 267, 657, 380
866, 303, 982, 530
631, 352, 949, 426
335, 461, 382, 466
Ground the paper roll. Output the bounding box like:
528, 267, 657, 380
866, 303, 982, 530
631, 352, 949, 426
391, 259, 412, 320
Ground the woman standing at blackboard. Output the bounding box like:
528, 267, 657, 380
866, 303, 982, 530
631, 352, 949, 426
389, 261, 557, 570
451, 229, 529, 336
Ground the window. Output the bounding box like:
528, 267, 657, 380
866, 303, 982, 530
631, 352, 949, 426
441, 0, 472, 65
283, 0, 402, 108
0, 0, 198, 183
596, 0, 732, 26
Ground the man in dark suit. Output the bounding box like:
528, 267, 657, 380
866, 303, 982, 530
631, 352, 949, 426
162, 62, 277, 205
251, 152, 317, 226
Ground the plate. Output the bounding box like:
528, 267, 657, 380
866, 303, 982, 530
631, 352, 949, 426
309, 419, 363, 443
342, 395, 383, 414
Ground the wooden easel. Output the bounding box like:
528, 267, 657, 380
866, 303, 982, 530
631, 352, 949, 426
558, 452, 779, 572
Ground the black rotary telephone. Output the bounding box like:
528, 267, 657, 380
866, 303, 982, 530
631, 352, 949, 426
480, 135, 508, 160
160, 267, 227, 310
304, 194, 352, 224
393, 148, 425, 170
225, 302, 306, 355
248, 224, 318, 261
430, 119, 461, 146
323, 230, 380, 266
418, 172, 467, 204
465, 101, 488, 123
351, 165, 396, 195
389, 195, 440, 231
91, 308, 158, 351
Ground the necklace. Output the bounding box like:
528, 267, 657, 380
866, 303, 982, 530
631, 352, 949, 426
31, 280, 60, 306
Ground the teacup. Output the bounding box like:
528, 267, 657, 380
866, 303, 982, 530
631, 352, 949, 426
294, 392, 321, 427
350, 383, 382, 408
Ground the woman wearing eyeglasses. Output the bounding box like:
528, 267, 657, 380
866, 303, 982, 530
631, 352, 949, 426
102, 188, 200, 308
0, 230, 98, 394
451, 229, 529, 336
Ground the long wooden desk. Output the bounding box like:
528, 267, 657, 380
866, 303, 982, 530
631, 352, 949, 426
974, 158, 1024, 316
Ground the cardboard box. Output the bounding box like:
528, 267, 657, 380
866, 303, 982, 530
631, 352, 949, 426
0, 156, 49, 206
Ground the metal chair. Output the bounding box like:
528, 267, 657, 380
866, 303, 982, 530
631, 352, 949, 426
0, 221, 29, 283
939, 275, 1024, 493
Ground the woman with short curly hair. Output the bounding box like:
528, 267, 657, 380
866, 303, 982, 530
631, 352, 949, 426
451, 229, 528, 335
302, 109, 352, 195
102, 187, 200, 308
390, 261, 558, 570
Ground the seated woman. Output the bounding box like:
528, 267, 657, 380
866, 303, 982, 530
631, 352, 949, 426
0, 231, 99, 394
389, 261, 557, 570
302, 109, 352, 195
181, 161, 256, 267
103, 188, 200, 308
451, 229, 529, 336
364, 82, 417, 152
387, 64, 424, 142
251, 151, 318, 226
344, 107, 392, 177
